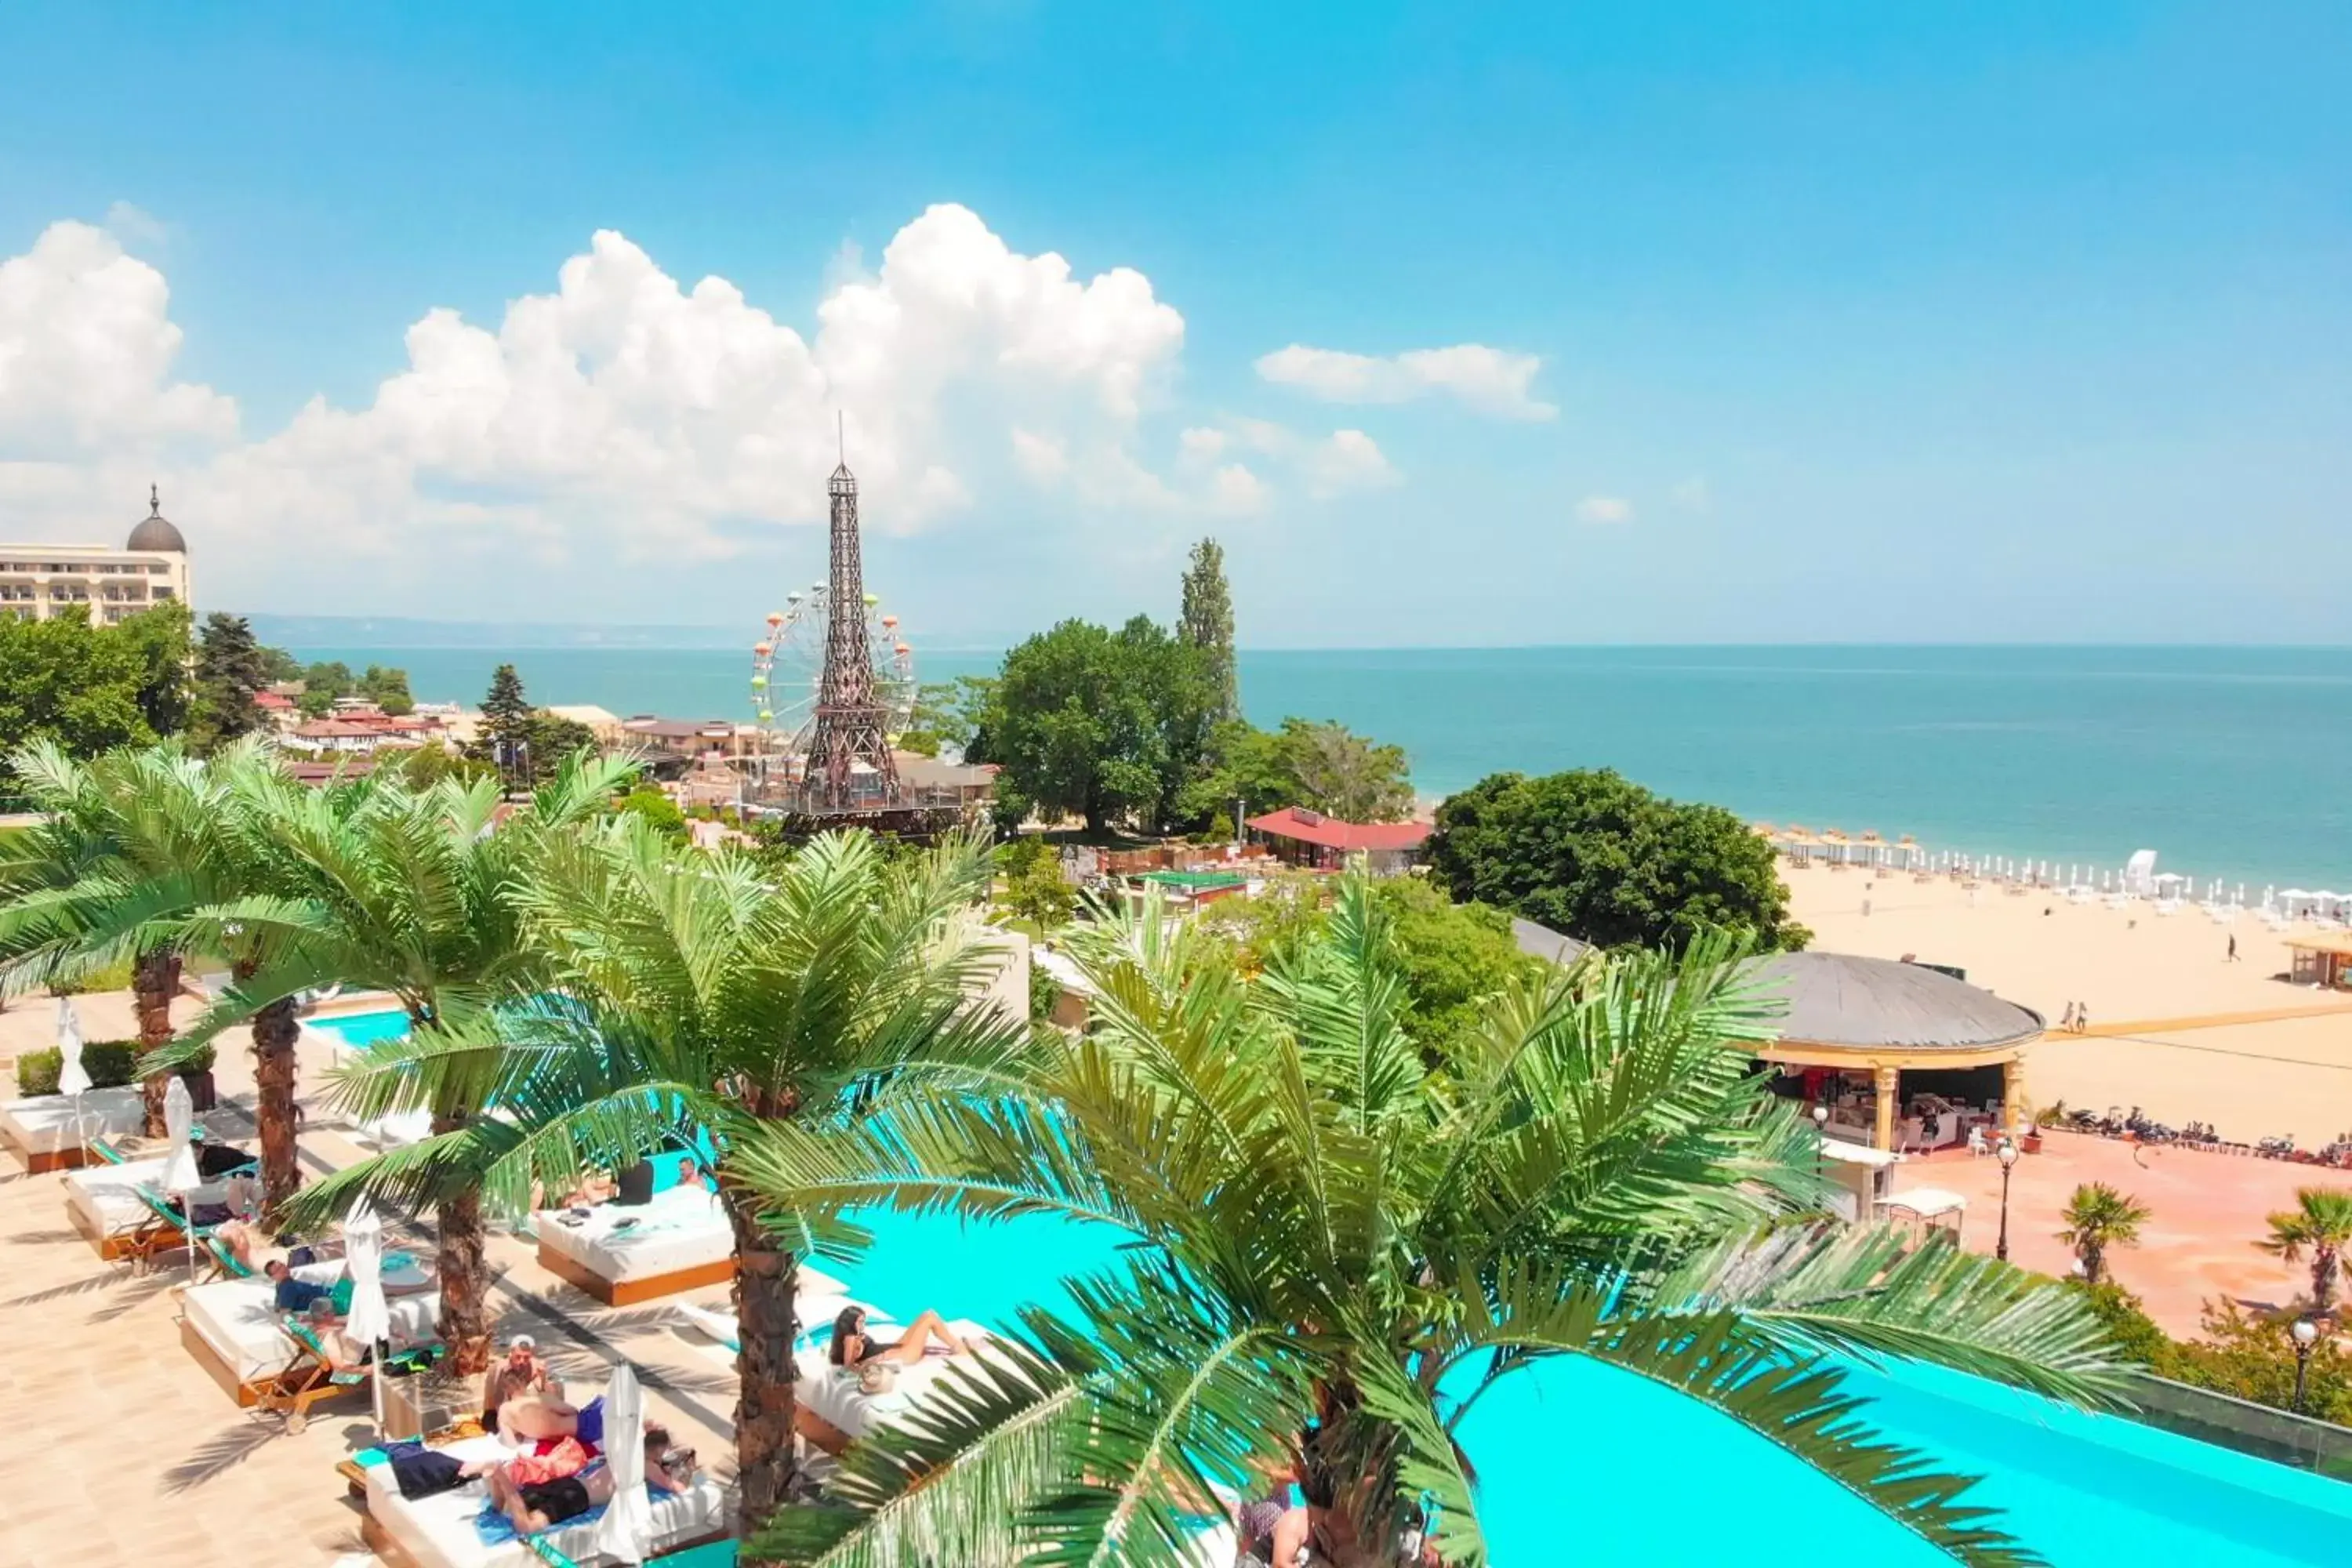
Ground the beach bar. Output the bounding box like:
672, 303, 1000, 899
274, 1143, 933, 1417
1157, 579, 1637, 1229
2288, 935, 2352, 990
1748, 951, 2044, 1152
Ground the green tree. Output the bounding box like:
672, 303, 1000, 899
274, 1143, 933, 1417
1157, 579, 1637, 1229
615, 784, 690, 845
1429, 768, 1806, 953
360, 663, 416, 717
2056, 1182, 2151, 1286
2063, 1280, 2173, 1370
528, 709, 599, 768
1178, 535, 1239, 722
188, 612, 273, 753
287, 826, 1019, 1536
386, 746, 499, 791
734, 879, 2125, 1566
188, 753, 639, 1371
2259, 1187, 2352, 1314
1174, 718, 1296, 826
257, 644, 305, 685
0, 605, 186, 763
303, 660, 356, 698
472, 663, 538, 785
0, 741, 307, 1191
997, 839, 1076, 930
1279, 717, 1414, 822
982, 618, 1205, 833
2169, 1299, 2352, 1425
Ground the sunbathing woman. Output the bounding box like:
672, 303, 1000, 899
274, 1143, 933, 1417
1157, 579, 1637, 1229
829, 1303, 971, 1368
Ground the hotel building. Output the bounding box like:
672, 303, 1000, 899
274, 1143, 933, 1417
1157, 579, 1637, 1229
0, 485, 191, 624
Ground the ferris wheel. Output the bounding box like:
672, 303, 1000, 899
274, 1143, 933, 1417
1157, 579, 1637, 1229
749, 585, 918, 756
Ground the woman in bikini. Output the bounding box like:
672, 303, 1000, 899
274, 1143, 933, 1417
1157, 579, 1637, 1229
829, 1303, 971, 1367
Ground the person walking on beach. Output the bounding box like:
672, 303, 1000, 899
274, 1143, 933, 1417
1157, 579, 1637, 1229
2228, 934, 2239, 962
2060, 1002, 2078, 1031
2075, 1002, 2091, 1033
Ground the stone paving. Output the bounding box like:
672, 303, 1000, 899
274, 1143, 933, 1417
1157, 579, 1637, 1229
0, 988, 745, 1566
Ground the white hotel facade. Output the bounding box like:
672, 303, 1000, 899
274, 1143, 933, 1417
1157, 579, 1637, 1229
0, 486, 191, 625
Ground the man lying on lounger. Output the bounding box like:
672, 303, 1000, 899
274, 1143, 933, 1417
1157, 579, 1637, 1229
482, 1424, 697, 1535
266, 1254, 434, 1316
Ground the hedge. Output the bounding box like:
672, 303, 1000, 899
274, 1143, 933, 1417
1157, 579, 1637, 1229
14, 1040, 214, 1097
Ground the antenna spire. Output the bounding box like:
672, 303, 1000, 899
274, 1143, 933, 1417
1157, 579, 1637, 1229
837, 410, 844, 466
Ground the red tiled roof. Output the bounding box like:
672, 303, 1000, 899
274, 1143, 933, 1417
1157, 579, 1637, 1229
255, 691, 294, 710
1244, 807, 1430, 853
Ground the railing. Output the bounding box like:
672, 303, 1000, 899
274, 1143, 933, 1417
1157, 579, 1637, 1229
2122, 1371, 2352, 1480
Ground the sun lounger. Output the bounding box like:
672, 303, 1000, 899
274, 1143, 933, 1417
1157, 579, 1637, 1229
361, 1434, 726, 1568
261, 1316, 443, 1433
64, 1153, 250, 1260
535, 1185, 735, 1305
793, 1319, 999, 1454
0, 1084, 143, 1172
180, 1258, 437, 1406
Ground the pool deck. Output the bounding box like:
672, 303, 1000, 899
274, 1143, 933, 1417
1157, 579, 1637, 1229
0, 986, 745, 1567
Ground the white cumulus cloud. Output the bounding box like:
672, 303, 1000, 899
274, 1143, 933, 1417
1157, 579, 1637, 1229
1302, 429, 1401, 498
1576, 495, 1635, 524
0, 220, 237, 450
1254, 342, 1555, 420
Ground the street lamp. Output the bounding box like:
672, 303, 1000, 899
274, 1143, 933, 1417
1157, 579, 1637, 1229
2292, 1317, 2320, 1415
1994, 1139, 2020, 1262
1811, 1103, 1830, 1178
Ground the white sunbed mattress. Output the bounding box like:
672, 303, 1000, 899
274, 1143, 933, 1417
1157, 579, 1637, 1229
365, 1434, 725, 1568
183, 1259, 437, 1385
2, 1085, 143, 1156
65, 1157, 228, 1239
537, 1185, 732, 1283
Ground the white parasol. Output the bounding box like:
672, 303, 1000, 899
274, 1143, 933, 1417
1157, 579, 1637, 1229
342, 1200, 392, 1430
55, 996, 90, 1160
592, 1360, 654, 1563
157, 1076, 201, 1282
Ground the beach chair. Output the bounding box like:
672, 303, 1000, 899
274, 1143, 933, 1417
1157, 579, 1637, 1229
1966, 1126, 1990, 1158
121, 1184, 213, 1272
199, 1232, 256, 1283
260, 1317, 440, 1433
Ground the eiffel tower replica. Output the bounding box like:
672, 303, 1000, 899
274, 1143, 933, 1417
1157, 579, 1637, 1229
797, 456, 903, 811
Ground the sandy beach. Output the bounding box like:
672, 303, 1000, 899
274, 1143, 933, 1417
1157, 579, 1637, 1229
1784, 864, 2352, 1149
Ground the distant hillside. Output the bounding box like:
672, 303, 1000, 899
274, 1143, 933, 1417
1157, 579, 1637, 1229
243, 614, 744, 651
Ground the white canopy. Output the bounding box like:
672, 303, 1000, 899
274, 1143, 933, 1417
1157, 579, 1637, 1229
1886, 1187, 1967, 1219
158, 1076, 201, 1192
1819, 1137, 1904, 1168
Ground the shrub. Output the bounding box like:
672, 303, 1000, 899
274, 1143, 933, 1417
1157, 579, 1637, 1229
1028, 964, 1062, 1024
15, 1040, 147, 1094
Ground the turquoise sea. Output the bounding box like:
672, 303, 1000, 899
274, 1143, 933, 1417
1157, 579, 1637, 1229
289, 644, 2352, 891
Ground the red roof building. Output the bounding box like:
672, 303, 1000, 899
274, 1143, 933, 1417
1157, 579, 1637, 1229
1244, 807, 1431, 873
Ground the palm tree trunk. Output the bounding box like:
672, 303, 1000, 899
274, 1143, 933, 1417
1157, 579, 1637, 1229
249, 996, 302, 1216
727, 1174, 800, 1553
431, 1113, 493, 1376
133, 949, 181, 1136
2315, 1247, 2339, 1315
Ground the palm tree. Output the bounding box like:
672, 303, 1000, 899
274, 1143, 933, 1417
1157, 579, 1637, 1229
729, 878, 2129, 1568
2056, 1183, 2150, 1287
176, 753, 635, 1371
2259, 1188, 2352, 1314
0, 741, 287, 1152
281, 822, 1022, 1535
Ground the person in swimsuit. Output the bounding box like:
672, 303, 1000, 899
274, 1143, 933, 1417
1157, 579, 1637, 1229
485, 1425, 695, 1535
496, 1383, 607, 1449
483, 1334, 561, 1426
828, 1304, 970, 1368
1232, 1454, 1309, 1567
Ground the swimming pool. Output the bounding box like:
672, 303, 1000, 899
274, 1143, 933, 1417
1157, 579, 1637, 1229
296, 1014, 2352, 1561
306, 1007, 412, 1049
831, 1208, 2352, 1566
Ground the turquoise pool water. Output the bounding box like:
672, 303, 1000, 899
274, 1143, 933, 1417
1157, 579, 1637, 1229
307, 1007, 412, 1048
833, 1209, 2352, 1566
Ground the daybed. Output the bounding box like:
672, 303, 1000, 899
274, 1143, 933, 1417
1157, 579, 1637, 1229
361, 1434, 727, 1568
180, 1256, 437, 1406
64, 1156, 234, 1259
0, 1085, 143, 1172
793, 1318, 997, 1453
535, 1183, 734, 1305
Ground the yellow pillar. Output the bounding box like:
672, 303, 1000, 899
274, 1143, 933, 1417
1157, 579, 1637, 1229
2004, 1055, 2027, 1141
1873, 1065, 1900, 1151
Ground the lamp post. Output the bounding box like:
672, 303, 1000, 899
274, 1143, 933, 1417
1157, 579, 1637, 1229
1994, 1139, 2020, 1262
2292, 1317, 2320, 1415
1811, 1103, 1830, 1179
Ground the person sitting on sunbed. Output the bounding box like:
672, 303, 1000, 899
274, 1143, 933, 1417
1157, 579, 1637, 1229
483, 1424, 695, 1535
189, 1128, 257, 1181
528, 1169, 618, 1211
265, 1254, 431, 1316
483, 1334, 563, 1426
829, 1303, 970, 1368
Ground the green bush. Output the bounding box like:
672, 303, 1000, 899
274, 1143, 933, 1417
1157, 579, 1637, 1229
50, 956, 138, 996
1028, 964, 1063, 1024
13, 1038, 212, 1095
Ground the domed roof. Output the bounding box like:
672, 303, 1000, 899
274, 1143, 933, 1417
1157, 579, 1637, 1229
126, 485, 186, 553
1742, 951, 2042, 1053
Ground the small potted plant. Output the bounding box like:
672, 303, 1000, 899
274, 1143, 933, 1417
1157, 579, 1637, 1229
2020, 1101, 2056, 1156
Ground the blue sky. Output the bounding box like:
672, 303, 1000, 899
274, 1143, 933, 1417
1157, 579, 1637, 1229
0, 2, 2343, 645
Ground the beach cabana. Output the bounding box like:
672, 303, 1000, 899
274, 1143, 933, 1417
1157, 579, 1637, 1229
535, 1159, 735, 1305
1748, 952, 2044, 1152
2288, 935, 2352, 990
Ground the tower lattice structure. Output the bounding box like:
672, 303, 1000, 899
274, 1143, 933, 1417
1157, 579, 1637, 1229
799, 461, 901, 809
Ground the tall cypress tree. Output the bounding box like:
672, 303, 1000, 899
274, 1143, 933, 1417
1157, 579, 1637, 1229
1178, 536, 1239, 722
187, 612, 270, 753
477, 662, 536, 785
